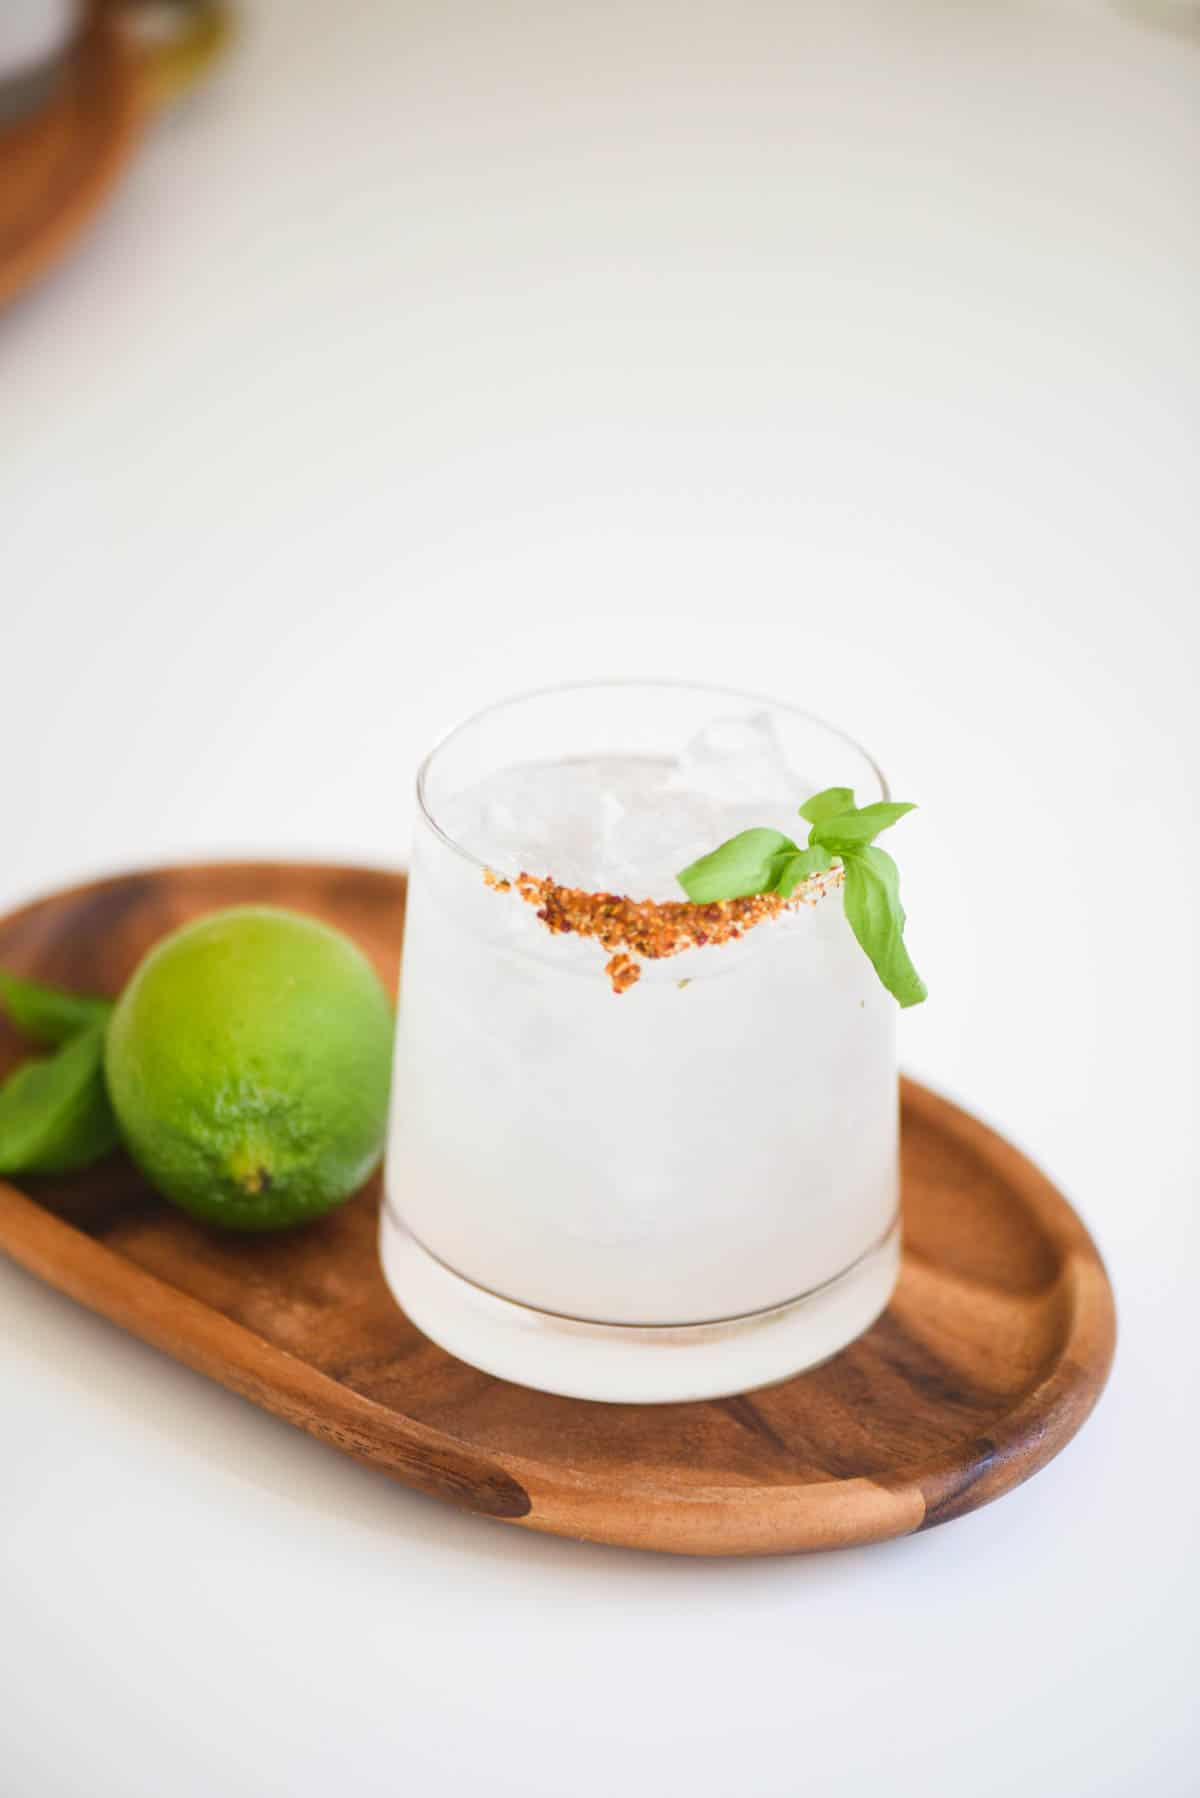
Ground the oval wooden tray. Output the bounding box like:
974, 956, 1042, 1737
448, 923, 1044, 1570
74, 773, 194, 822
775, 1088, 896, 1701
0, 1, 231, 311
0, 863, 1116, 1556
0, 9, 144, 311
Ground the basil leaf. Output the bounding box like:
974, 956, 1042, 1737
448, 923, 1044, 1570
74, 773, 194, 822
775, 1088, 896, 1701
676, 786, 926, 1004
797, 787, 855, 825
0, 1024, 120, 1175
772, 845, 835, 898
809, 801, 916, 851
841, 845, 927, 1008
0, 970, 113, 1045
677, 828, 798, 903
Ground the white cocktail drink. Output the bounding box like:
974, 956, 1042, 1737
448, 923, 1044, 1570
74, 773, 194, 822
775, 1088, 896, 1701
381, 685, 901, 1403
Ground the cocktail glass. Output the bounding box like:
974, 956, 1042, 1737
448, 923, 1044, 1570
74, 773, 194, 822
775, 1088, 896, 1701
380, 681, 901, 1403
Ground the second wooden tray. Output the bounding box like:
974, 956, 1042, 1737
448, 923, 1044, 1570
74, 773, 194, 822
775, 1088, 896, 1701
0, 862, 1116, 1555
0, 2, 231, 311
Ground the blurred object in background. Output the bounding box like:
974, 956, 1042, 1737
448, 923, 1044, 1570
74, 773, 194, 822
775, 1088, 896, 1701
0, 0, 231, 310
0, 0, 81, 127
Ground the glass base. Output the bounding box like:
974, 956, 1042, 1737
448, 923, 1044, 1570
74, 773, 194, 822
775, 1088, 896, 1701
378, 1210, 901, 1404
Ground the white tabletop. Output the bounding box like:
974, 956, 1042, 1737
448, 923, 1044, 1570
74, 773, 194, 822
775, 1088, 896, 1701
2, 3, 1197, 1793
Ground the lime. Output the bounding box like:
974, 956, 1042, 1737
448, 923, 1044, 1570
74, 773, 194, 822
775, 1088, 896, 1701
105, 906, 393, 1230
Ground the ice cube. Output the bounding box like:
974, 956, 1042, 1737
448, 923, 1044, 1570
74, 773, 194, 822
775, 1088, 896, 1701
594, 771, 675, 894
483, 797, 522, 839
667, 711, 796, 805
598, 790, 626, 841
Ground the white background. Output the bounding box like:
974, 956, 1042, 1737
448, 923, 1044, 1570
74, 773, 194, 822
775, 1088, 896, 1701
2, 2, 1198, 1793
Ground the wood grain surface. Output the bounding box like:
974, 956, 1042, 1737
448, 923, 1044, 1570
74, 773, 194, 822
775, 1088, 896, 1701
0, 7, 144, 311
0, 863, 1116, 1555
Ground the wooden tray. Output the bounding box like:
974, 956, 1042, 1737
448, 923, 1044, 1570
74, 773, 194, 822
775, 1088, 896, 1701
0, 1, 230, 311
0, 863, 1116, 1556
0, 9, 144, 310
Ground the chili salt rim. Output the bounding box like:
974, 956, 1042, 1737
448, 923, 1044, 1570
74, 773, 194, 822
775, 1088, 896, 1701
485, 862, 848, 993
414, 678, 890, 877
417, 681, 886, 993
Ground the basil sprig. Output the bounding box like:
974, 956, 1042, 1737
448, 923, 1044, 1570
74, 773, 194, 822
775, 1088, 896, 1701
0, 974, 119, 1175
0, 972, 113, 1045
677, 787, 927, 1008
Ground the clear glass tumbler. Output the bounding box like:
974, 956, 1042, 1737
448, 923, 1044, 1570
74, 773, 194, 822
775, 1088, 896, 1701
380, 682, 900, 1402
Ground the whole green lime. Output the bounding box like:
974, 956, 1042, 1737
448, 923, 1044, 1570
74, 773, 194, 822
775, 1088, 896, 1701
105, 906, 393, 1230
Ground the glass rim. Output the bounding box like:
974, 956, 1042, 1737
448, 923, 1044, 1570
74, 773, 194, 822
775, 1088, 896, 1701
415, 677, 891, 877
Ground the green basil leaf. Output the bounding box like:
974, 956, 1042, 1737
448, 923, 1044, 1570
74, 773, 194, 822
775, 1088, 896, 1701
0, 1024, 120, 1175
0, 970, 113, 1045
772, 845, 835, 898
841, 845, 927, 1008
809, 801, 917, 851
677, 828, 798, 903
797, 787, 856, 825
